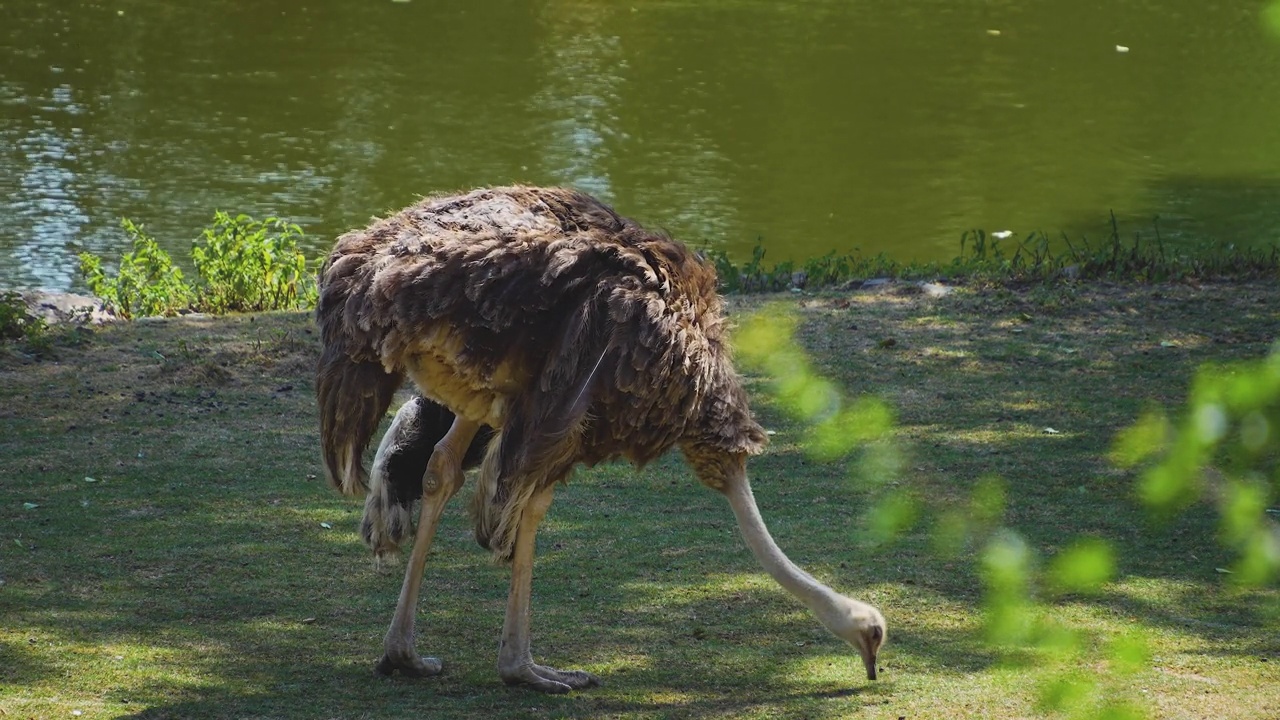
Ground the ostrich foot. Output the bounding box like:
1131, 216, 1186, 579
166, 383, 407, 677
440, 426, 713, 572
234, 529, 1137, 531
374, 651, 443, 678
500, 661, 600, 694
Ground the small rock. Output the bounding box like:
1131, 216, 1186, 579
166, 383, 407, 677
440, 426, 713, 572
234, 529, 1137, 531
19, 291, 114, 325
919, 282, 953, 298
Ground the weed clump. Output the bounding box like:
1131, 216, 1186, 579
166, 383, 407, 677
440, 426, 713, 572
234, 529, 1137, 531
0, 291, 92, 360
78, 213, 317, 319
193, 212, 315, 314
0, 291, 46, 343
78, 219, 195, 319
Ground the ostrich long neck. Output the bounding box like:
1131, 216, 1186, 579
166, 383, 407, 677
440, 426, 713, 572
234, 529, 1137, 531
722, 476, 837, 612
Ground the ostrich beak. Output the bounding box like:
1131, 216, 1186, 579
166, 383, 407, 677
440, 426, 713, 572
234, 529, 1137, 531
862, 650, 878, 680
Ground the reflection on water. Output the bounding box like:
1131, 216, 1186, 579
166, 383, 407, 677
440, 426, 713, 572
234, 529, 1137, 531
533, 3, 621, 200
1, 0, 1278, 290
12, 123, 89, 290
4, 76, 90, 289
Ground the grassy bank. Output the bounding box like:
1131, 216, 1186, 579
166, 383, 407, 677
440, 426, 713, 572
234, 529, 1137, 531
59, 211, 1280, 326
2, 281, 1278, 719
709, 218, 1280, 292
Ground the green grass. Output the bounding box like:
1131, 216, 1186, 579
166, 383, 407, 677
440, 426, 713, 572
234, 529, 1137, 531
2, 283, 1278, 719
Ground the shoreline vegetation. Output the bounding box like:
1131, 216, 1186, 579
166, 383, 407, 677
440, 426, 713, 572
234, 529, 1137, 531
709, 213, 1280, 293
2, 212, 1279, 343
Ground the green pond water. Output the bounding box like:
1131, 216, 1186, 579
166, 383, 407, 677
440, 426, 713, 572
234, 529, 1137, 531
3, 0, 1280, 290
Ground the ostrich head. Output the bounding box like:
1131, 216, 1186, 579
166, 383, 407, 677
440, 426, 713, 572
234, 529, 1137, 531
812, 595, 886, 680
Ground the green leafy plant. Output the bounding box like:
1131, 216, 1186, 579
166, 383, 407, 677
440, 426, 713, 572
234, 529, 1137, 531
704, 248, 742, 293
77, 213, 317, 319
0, 292, 93, 359
1, 291, 41, 341
801, 250, 853, 288
78, 219, 195, 320
0, 290, 51, 355
192, 212, 316, 314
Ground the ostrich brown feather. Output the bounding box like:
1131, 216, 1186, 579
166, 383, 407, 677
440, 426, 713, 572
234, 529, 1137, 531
317, 185, 766, 558
315, 186, 885, 692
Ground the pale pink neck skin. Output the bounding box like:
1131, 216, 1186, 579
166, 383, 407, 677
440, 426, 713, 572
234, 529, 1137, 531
719, 471, 886, 680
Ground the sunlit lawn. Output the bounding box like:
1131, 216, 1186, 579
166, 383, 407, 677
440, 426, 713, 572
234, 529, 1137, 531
2, 282, 1277, 719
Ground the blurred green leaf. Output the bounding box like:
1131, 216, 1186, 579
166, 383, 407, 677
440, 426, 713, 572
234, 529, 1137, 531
786, 375, 840, 420
1038, 673, 1091, 713
1035, 621, 1083, 660
1192, 403, 1228, 444
930, 510, 968, 559
735, 308, 797, 366
851, 440, 903, 491
1110, 410, 1169, 468
1239, 411, 1270, 453
1221, 479, 1267, 547
740, 308, 897, 469
1232, 528, 1280, 587
1048, 538, 1116, 595
981, 530, 1035, 645
808, 396, 894, 457
970, 475, 1007, 529
1222, 364, 1280, 411
862, 490, 918, 545
1137, 453, 1200, 514
738, 308, 849, 425
1108, 631, 1150, 676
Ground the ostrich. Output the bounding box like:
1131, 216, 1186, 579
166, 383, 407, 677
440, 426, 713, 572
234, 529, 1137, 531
315, 186, 886, 692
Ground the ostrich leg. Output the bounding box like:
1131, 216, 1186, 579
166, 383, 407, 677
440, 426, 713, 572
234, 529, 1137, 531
496, 487, 601, 693
375, 416, 480, 677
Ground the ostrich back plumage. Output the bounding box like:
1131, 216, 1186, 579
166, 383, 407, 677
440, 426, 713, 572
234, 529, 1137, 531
316, 186, 767, 555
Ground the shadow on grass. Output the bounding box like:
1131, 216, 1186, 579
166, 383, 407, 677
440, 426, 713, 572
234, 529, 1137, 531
1, 441, 994, 719
1093, 582, 1280, 656
0, 637, 47, 687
